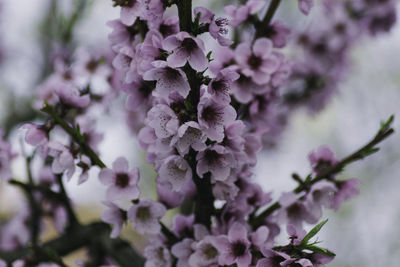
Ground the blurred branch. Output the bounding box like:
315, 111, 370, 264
250, 116, 395, 228
55, 174, 79, 229
2, 0, 93, 136
41, 102, 106, 168
0, 222, 145, 267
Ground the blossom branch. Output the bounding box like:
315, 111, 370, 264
40, 102, 106, 168
251, 116, 395, 228
174, 0, 216, 228
11, 178, 42, 247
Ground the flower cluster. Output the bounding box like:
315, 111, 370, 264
0, 0, 396, 266
284, 0, 398, 112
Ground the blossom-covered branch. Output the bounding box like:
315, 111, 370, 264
0, 0, 397, 266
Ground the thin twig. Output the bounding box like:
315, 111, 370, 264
41, 103, 106, 168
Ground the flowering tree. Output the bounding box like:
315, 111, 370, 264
0, 0, 397, 266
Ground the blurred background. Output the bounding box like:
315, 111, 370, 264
0, 0, 399, 266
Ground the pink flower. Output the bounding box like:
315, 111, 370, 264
171, 121, 207, 155
99, 157, 140, 201
332, 178, 361, 211
278, 192, 318, 231
308, 145, 339, 176
197, 95, 237, 142
298, 0, 314, 15
172, 238, 194, 267
163, 32, 208, 71
196, 145, 234, 182
215, 222, 251, 267
193, 7, 232, 46
267, 21, 291, 48
113, 0, 142, 26
145, 104, 179, 139
101, 201, 126, 238
208, 69, 239, 104
224, 0, 265, 26
307, 181, 337, 218
47, 141, 75, 179
256, 248, 291, 267
158, 155, 192, 192
143, 61, 190, 99
143, 239, 172, 266
235, 38, 280, 85
20, 123, 48, 146
189, 236, 220, 266
127, 198, 166, 234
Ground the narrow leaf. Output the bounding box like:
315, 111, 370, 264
303, 245, 336, 257
361, 147, 380, 158
301, 219, 328, 245
380, 115, 394, 132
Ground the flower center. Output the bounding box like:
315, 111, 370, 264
315, 159, 332, 174
270, 255, 286, 267
181, 38, 198, 53
201, 105, 222, 124
136, 206, 151, 221
86, 59, 98, 73
248, 54, 262, 70
231, 241, 247, 257
204, 150, 220, 164
159, 23, 175, 37
138, 81, 155, 98
115, 173, 130, 188
211, 79, 229, 94
164, 67, 182, 80
287, 203, 304, 220
202, 244, 218, 260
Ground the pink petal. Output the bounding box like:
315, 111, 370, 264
113, 157, 129, 172
253, 38, 272, 56
167, 48, 189, 68
235, 43, 251, 65
188, 48, 208, 71
228, 222, 247, 242
99, 168, 114, 185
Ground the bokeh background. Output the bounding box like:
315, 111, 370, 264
0, 0, 399, 266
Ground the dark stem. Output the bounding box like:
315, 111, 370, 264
175, 0, 215, 228
160, 221, 179, 246
187, 149, 215, 229
255, 0, 282, 38
25, 187, 41, 247
56, 174, 79, 228
9, 179, 63, 201
22, 153, 42, 246
176, 0, 193, 33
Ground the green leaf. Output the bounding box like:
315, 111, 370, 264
380, 115, 394, 132
303, 245, 336, 257
301, 219, 328, 245
206, 51, 213, 61
193, 13, 201, 33
360, 147, 380, 158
